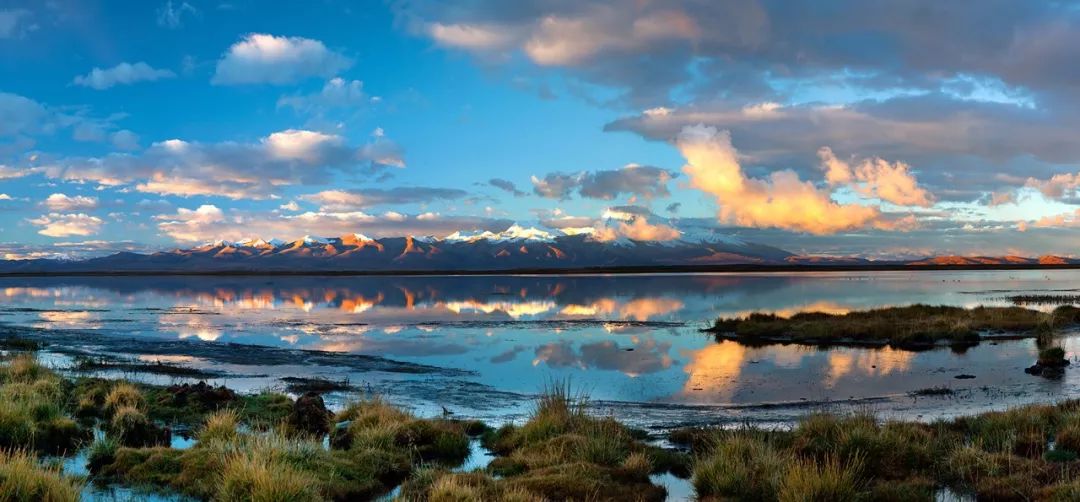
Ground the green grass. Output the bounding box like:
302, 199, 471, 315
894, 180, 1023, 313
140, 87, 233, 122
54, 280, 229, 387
95, 396, 477, 500
405, 382, 686, 502
675, 401, 1080, 501
0, 355, 90, 454
707, 304, 1080, 347
72, 377, 293, 429
0, 449, 84, 501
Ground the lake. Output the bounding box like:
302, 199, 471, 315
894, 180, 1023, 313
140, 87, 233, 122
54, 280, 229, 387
2, 270, 1077, 431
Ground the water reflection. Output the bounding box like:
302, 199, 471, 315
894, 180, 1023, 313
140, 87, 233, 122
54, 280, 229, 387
0, 271, 1077, 427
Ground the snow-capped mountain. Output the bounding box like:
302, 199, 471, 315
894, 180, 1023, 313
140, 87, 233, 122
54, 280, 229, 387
0, 225, 795, 273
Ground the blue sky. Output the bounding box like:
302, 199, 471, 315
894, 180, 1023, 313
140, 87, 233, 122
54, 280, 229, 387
4, 0, 1080, 259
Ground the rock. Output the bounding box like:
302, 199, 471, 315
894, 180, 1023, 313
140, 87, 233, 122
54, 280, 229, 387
166, 381, 236, 409
289, 391, 331, 436
1025, 360, 1069, 379
1023, 362, 1067, 377
1042, 366, 1067, 379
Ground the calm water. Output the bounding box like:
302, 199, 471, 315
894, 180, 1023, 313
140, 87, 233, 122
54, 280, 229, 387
2, 270, 1078, 429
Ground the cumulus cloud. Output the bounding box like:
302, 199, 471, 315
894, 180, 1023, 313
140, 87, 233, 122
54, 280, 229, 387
154, 205, 513, 243
427, 22, 519, 53
44, 128, 405, 199
400, 1, 1080, 208
28, 213, 103, 237
400, 1, 1080, 107
73, 62, 176, 90
302, 187, 468, 210
152, 205, 225, 242
1025, 172, 1080, 200
593, 216, 682, 242
531, 165, 676, 200
677, 125, 887, 235
212, 33, 352, 85
817, 147, 934, 207
43, 193, 98, 211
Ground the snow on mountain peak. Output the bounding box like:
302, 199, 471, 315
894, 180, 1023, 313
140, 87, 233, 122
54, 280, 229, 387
445, 224, 555, 243
300, 235, 330, 245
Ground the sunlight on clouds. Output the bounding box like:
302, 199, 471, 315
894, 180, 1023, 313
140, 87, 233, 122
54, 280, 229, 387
27, 213, 103, 237
428, 23, 517, 51
212, 33, 352, 85
818, 148, 934, 207
678, 125, 908, 235
593, 217, 681, 241
43, 193, 98, 211
264, 129, 341, 162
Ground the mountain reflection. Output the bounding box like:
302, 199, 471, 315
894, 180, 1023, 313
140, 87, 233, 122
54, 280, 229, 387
0, 272, 1060, 410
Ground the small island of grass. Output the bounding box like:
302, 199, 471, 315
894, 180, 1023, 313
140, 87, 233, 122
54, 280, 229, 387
705, 304, 1080, 348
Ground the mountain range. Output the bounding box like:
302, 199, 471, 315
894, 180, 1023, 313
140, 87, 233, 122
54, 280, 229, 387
1, 225, 1077, 274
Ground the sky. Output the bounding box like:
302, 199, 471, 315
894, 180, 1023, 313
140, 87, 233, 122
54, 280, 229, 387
4, 0, 1080, 260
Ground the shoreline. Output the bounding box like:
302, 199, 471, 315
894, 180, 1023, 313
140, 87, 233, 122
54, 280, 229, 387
3, 262, 1080, 277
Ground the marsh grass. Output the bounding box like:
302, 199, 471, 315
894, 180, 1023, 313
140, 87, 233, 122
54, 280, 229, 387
708, 304, 1080, 346
0, 449, 84, 501
97, 395, 476, 501
680, 402, 1080, 501
72, 377, 293, 429
406, 382, 682, 502
0, 355, 89, 454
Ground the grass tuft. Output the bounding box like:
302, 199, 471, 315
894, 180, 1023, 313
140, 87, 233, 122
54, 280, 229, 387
0, 449, 84, 501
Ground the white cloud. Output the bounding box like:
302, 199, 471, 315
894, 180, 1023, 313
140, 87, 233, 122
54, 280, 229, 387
44, 193, 98, 211
45, 128, 405, 199
152, 204, 225, 242
0, 194, 11, 200
73, 62, 176, 90
154, 205, 511, 243
212, 34, 352, 85
428, 23, 518, 52
28, 213, 103, 237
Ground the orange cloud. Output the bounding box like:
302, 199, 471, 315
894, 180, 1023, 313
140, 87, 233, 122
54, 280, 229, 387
817, 147, 934, 207
593, 216, 681, 241
677, 125, 885, 235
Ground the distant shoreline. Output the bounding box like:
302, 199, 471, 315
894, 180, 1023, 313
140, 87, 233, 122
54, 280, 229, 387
1, 263, 1079, 277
